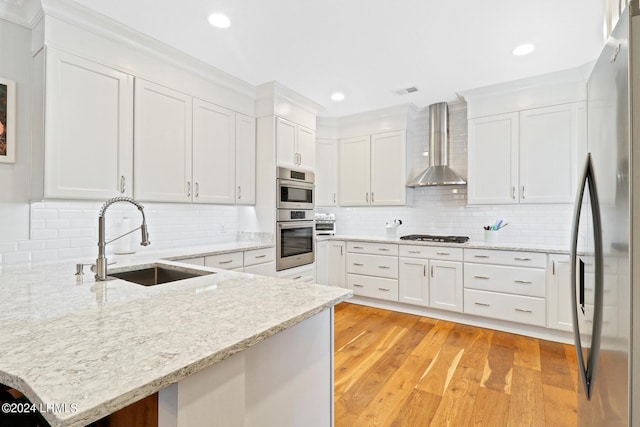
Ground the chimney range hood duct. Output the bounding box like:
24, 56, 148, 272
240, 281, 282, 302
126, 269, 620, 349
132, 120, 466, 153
406, 102, 466, 187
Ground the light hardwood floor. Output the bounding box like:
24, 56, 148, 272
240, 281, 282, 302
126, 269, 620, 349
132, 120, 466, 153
334, 302, 578, 427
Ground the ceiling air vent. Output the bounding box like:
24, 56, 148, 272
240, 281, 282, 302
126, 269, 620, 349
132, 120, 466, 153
393, 86, 418, 96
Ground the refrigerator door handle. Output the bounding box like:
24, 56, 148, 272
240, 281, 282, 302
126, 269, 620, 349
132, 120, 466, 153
570, 153, 604, 400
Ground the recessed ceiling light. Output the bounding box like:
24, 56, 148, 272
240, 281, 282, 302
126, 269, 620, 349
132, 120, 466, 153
512, 43, 535, 56
331, 92, 345, 102
208, 13, 231, 29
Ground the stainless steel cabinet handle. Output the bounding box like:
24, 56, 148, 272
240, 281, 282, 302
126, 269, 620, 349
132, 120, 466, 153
293, 275, 302, 280
409, 250, 421, 254
514, 280, 532, 284
219, 260, 234, 264
366, 192, 369, 203
353, 284, 364, 288
436, 252, 450, 256
195, 182, 199, 198
515, 308, 533, 313
353, 246, 364, 249
255, 254, 267, 259
378, 265, 390, 269
514, 257, 532, 261
431, 265, 434, 278
552, 260, 556, 275
423, 265, 427, 276
474, 302, 490, 307
378, 288, 390, 292
120, 176, 126, 193
333, 193, 336, 204
512, 186, 516, 199
522, 186, 526, 199
474, 275, 490, 280
187, 181, 191, 197
378, 248, 390, 252
353, 263, 364, 266
341, 246, 343, 256
237, 186, 242, 200
474, 255, 490, 259
372, 192, 375, 203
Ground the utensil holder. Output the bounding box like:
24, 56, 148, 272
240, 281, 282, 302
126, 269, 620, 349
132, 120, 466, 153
484, 230, 500, 244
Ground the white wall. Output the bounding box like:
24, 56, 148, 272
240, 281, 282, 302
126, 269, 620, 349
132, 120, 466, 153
318, 102, 574, 249
0, 18, 32, 240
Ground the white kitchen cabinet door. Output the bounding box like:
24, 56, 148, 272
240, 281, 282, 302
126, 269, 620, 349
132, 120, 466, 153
235, 113, 256, 205
371, 130, 406, 206
192, 99, 236, 204
339, 136, 371, 206
297, 125, 315, 170
429, 260, 463, 313
519, 103, 582, 204
276, 117, 298, 169
134, 79, 193, 202
328, 241, 346, 288
44, 48, 133, 199
315, 240, 329, 285
398, 257, 429, 307
467, 113, 519, 204
546, 254, 572, 332
315, 139, 338, 206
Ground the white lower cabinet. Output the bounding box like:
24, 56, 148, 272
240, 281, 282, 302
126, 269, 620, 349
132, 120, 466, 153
243, 247, 276, 276
328, 241, 346, 287
205, 252, 244, 270
277, 264, 315, 283
398, 245, 463, 312
178, 257, 205, 266
463, 249, 547, 327
546, 254, 572, 331
174, 248, 276, 276
429, 260, 464, 313
398, 258, 429, 307
346, 241, 399, 301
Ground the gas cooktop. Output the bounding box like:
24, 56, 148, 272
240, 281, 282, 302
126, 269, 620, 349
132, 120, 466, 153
400, 234, 469, 244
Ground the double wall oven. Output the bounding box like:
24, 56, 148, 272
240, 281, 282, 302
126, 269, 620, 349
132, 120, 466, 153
276, 168, 315, 271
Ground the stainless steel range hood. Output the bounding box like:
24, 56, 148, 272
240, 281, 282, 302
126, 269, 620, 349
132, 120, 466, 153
406, 102, 466, 187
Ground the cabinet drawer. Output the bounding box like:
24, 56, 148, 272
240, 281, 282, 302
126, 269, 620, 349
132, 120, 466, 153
243, 247, 275, 267
464, 289, 546, 327
347, 253, 398, 279
347, 274, 399, 302
205, 251, 244, 270
464, 249, 546, 268
347, 241, 398, 256
277, 264, 314, 282
177, 256, 205, 266
399, 245, 463, 261
464, 263, 546, 297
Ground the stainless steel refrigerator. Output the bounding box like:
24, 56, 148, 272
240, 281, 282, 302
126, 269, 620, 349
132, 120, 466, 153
570, 3, 640, 425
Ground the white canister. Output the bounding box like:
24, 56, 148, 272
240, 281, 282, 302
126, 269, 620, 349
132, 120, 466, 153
484, 230, 500, 244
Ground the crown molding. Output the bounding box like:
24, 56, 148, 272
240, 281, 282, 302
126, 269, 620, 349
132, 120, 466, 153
0, 0, 41, 28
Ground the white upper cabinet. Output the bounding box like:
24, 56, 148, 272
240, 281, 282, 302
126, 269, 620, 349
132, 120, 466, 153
134, 78, 255, 205
519, 103, 581, 203
468, 113, 519, 204
315, 139, 338, 206
468, 103, 584, 205
339, 130, 406, 206
276, 117, 315, 170
370, 131, 406, 205
235, 113, 256, 205
134, 79, 193, 202
192, 99, 236, 204
41, 48, 134, 199
339, 135, 371, 206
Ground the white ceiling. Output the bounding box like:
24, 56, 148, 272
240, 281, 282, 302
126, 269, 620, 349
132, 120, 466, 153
8, 0, 607, 117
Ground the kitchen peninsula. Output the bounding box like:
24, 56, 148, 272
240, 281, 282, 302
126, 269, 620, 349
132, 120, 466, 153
0, 249, 351, 427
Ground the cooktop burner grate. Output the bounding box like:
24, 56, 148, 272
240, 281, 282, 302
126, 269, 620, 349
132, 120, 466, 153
400, 234, 469, 244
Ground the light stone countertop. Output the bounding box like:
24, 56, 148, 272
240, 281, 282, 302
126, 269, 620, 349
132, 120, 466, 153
0, 243, 351, 427
320, 234, 569, 254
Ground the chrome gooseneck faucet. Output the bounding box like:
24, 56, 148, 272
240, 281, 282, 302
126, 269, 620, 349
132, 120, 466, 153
96, 196, 150, 281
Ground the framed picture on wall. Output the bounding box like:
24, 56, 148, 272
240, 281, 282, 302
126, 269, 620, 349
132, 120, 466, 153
0, 77, 16, 164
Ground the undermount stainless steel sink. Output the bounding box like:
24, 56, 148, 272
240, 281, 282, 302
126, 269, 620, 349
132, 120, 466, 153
109, 264, 214, 286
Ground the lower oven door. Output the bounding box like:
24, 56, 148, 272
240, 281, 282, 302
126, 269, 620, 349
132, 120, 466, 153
276, 221, 315, 271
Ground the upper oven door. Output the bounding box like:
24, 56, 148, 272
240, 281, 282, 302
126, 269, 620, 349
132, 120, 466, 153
277, 179, 314, 209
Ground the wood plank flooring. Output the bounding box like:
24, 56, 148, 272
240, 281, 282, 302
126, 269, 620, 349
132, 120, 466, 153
334, 302, 578, 427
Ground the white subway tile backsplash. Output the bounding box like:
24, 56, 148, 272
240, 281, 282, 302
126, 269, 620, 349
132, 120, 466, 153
3, 252, 31, 264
